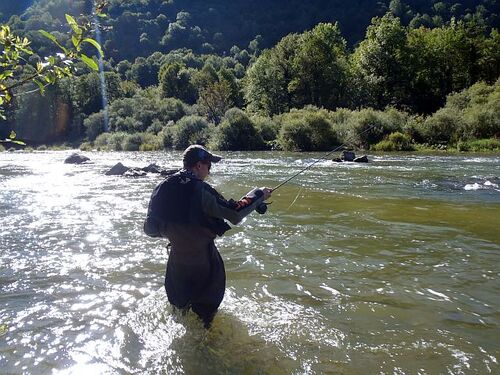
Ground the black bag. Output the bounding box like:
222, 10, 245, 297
144, 179, 169, 238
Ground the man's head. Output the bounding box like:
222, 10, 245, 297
182, 144, 222, 180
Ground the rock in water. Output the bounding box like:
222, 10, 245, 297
341, 150, 356, 162
64, 153, 90, 164
353, 155, 369, 163
105, 162, 129, 176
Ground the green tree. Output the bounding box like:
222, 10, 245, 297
289, 23, 349, 109
352, 13, 410, 109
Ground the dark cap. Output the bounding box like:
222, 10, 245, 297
182, 144, 222, 167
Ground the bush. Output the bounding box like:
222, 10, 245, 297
122, 133, 144, 151
79, 142, 93, 151
252, 115, 279, 143
343, 109, 399, 149
171, 115, 210, 150
278, 109, 339, 151
83, 111, 106, 141
372, 132, 415, 151
210, 108, 266, 151
418, 108, 464, 145
456, 138, 500, 152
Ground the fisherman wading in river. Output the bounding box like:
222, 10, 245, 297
144, 145, 272, 328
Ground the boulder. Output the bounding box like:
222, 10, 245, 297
141, 163, 162, 173
353, 155, 369, 163
332, 157, 343, 163
341, 150, 356, 162
64, 153, 90, 164
105, 162, 129, 176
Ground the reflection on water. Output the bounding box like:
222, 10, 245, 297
0, 151, 499, 374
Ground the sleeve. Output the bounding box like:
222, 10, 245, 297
200, 185, 266, 225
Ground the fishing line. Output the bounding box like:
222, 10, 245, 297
285, 185, 304, 211
271, 123, 379, 192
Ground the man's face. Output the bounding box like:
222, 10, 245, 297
196, 160, 211, 180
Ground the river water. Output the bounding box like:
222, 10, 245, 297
0, 150, 499, 374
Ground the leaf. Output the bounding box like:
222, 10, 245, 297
71, 35, 79, 50
10, 139, 26, 146
39, 29, 58, 44
9, 131, 16, 139
39, 30, 68, 54
82, 38, 104, 57
33, 79, 46, 95
65, 14, 82, 36
80, 54, 98, 71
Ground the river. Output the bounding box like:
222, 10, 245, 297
0, 150, 499, 374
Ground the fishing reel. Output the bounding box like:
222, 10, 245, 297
256, 202, 271, 214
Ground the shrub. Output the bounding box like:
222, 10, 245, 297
456, 138, 500, 152
278, 109, 339, 151
83, 111, 106, 141
107, 132, 128, 151
419, 108, 464, 145
171, 115, 210, 150
343, 109, 399, 149
252, 115, 279, 143
122, 133, 144, 151
79, 142, 93, 151
372, 132, 415, 151
210, 108, 266, 151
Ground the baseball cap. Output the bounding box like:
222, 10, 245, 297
182, 144, 222, 167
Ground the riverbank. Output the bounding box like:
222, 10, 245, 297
2, 137, 499, 154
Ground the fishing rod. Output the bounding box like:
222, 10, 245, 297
256, 123, 379, 214
272, 123, 379, 192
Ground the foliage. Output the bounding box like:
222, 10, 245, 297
372, 131, 415, 151
210, 108, 265, 151
169, 115, 210, 150
0, 10, 104, 119
277, 108, 340, 151
83, 111, 106, 141
456, 138, 500, 152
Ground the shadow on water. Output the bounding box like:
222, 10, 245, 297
118, 290, 289, 374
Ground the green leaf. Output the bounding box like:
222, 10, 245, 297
80, 54, 98, 71
71, 35, 80, 50
39, 30, 68, 54
33, 79, 46, 95
10, 139, 26, 146
9, 130, 16, 139
82, 38, 104, 57
65, 14, 82, 36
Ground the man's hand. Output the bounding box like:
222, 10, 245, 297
261, 187, 273, 200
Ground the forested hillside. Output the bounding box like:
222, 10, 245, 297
0, 0, 499, 151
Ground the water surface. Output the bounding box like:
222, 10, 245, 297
0, 151, 499, 374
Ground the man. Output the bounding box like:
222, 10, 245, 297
144, 144, 272, 328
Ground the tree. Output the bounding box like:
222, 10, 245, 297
1, 6, 105, 144
352, 13, 410, 110
289, 23, 349, 109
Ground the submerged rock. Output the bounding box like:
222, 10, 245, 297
64, 153, 90, 164
124, 169, 147, 177
106, 162, 178, 177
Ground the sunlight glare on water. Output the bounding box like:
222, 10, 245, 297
0, 150, 499, 374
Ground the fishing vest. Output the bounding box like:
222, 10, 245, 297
144, 171, 231, 237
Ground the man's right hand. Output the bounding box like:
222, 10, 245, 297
261, 187, 273, 200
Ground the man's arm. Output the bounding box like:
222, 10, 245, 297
200, 186, 268, 225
